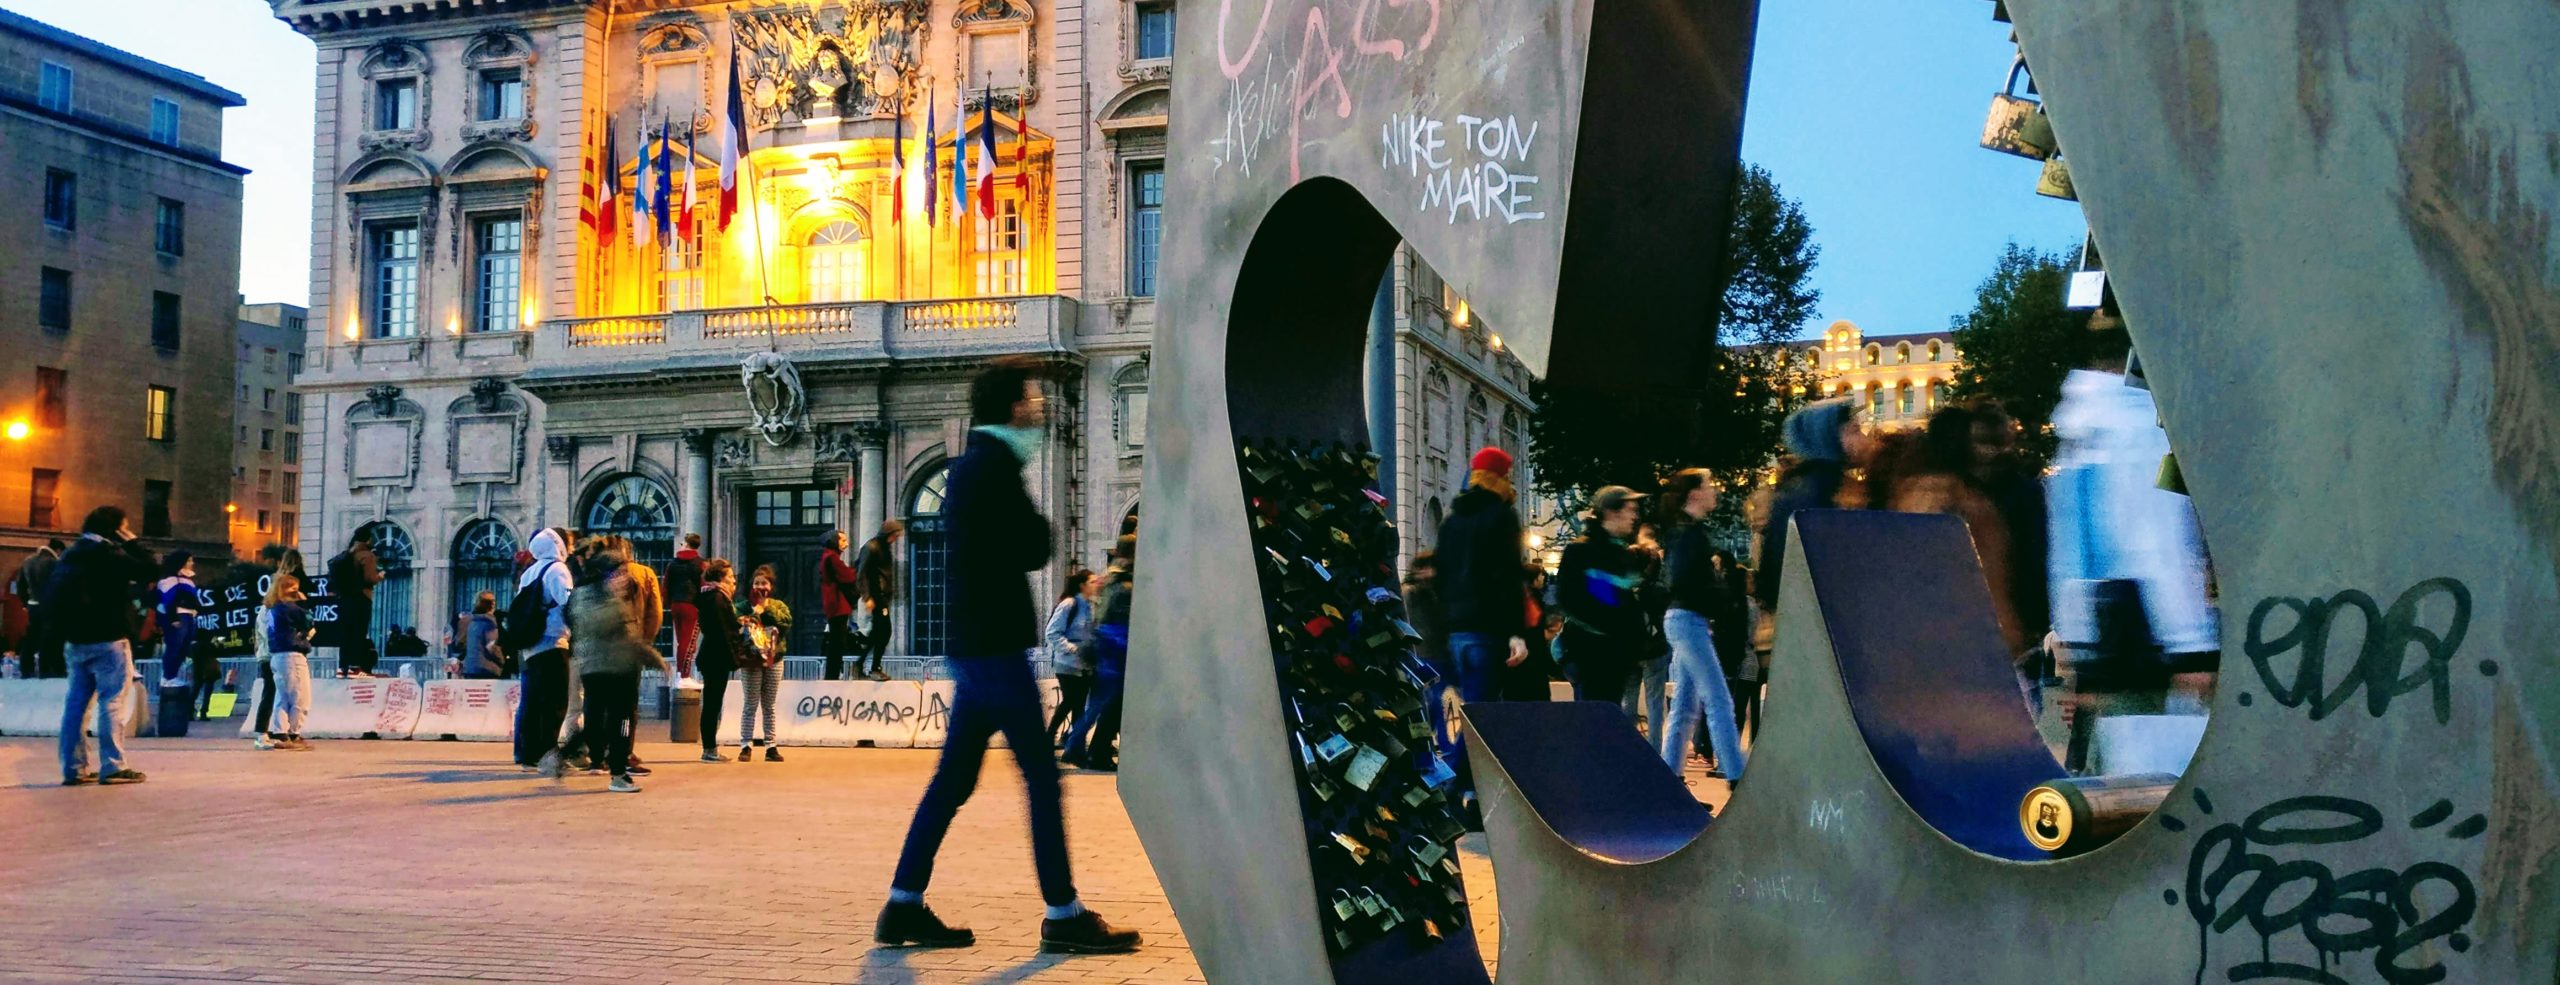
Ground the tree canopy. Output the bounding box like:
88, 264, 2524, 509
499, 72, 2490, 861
1946, 243, 2105, 464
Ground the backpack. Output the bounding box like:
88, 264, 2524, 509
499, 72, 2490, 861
500, 561, 559, 654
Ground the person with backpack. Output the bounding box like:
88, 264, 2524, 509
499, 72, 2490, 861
693, 559, 746, 763
819, 529, 861, 681
1062, 538, 1133, 771
262, 573, 317, 752
51, 507, 157, 785
326, 531, 383, 677
152, 552, 202, 688
509, 528, 576, 771
1042, 569, 1097, 746
664, 534, 706, 685
855, 521, 903, 682
735, 564, 791, 761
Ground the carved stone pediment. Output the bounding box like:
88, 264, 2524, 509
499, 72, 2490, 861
734, 1, 932, 127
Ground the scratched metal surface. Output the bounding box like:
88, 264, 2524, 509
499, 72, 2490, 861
1132, 0, 2560, 981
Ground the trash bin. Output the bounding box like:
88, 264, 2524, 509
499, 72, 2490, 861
157, 684, 193, 737
669, 684, 702, 744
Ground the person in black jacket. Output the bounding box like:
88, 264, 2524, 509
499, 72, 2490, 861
49, 507, 157, 786
1656, 469, 1747, 780
1755, 398, 1870, 624
878, 357, 1140, 956
1431, 447, 1530, 730
1557, 487, 1650, 706
692, 559, 746, 762
855, 520, 902, 681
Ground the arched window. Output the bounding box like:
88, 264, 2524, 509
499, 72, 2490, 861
906, 464, 952, 658
802, 219, 866, 303
354, 520, 416, 653
1803, 347, 1821, 367
1895, 342, 1912, 364
1113, 360, 1150, 451
1896, 381, 1916, 416
450, 518, 517, 629
1926, 340, 1944, 362
584, 474, 677, 569
1864, 343, 1882, 366
1866, 382, 1885, 419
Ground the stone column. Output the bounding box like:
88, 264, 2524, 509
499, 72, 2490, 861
854, 421, 891, 543
680, 428, 715, 548
543, 435, 577, 530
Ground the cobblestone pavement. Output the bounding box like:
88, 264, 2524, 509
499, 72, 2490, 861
0, 735, 1552, 985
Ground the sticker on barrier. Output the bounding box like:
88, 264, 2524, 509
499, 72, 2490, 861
298, 677, 424, 739
415, 680, 520, 741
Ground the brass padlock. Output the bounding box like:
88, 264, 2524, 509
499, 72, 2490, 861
1980, 55, 2056, 161
2037, 155, 2077, 201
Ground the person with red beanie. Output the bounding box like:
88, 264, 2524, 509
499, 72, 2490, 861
1429, 446, 1532, 817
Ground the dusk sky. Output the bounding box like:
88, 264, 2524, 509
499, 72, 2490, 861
4, 0, 2084, 337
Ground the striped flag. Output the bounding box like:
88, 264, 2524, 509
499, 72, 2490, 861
974, 92, 997, 219
718, 55, 746, 230
577, 110, 600, 236
1015, 112, 1030, 193
679, 126, 699, 245
951, 83, 969, 225
891, 95, 907, 221
631, 119, 653, 248
596, 118, 619, 243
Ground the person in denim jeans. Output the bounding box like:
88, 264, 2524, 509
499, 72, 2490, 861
1430, 448, 1533, 812
1655, 470, 1746, 781
49, 506, 156, 786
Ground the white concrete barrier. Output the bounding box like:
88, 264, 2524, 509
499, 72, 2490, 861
298, 677, 424, 739
415, 680, 520, 741
0, 677, 148, 737
720, 679, 926, 747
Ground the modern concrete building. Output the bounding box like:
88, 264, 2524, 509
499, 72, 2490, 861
230, 302, 310, 562
0, 9, 246, 577
270, 0, 1532, 659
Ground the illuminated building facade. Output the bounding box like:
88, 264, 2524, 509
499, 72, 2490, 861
273, 0, 1530, 656
1800, 319, 1961, 432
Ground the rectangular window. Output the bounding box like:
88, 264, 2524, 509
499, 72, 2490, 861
262, 348, 276, 371
261, 388, 275, 410
368, 223, 421, 338
29, 469, 60, 529
1136, 2, 1176, 60
375, 79, 417, 131
237, 426, 246, 445
288, 353, 304, 377
146, 386, 175, 442
142, 480, 172, 537
150, 97, 180, 145
151, 292, 181, 350
259, 428, 274, 451
477, 70, 524, 121
283, 472, 298, 505
38, 61, 72, 113
975, 199, 1025, 295
35, 368, 67, 429
474, 216, 524, 331
280, 511, 296, 537
1127, 162, 1164, 297
238, 384, 248, 403
256, 510, 272, 533
39, 268, 71, 330
283, 432, 300, 463
1896, 384, 1915, 416
285, 392, 303, 425
155, 198, 185, 256
257, 469, 272, 492
657, 212, 704, 311
43, 169, 75, 230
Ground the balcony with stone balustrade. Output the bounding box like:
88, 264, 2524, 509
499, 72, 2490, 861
524, 295, 1081, 381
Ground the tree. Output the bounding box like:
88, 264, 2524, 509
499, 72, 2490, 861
1526, 164, 1822, 511
1946, 243, 2098, 464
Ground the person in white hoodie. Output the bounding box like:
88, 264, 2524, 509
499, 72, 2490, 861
510, 528, 576, 771
2046, 338, 2219, 772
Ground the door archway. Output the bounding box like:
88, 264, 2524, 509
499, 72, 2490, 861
904, 463, 951, 658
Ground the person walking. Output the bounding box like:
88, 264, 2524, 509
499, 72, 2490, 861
1888, 407, 2025, 656
1707, 549, 1758, 748
152, 552, 202, 688
1432, 447, 1532, 725
1043, 569, 1097, 746
1655, 469, 1748, 781
1062, 538, 1133, 771
13, 538, 65, 678
460, 592, 505, 679
1970, 399, 2054, 694
855, 520, 903, 681
1625, 523, 1671, 738
665, 534, 706, 685
877, 358, 1141, 954
262, 573, 317, 752
1556, 487, 1650, 707
819, 530, 861, 681
735, 564, 791, 761
1502, 563, 1558, 701
1755, 397, 1872, 627
563, 538, 667, 792
512, 528, 576, 772
326, 531, 383, 677
50, 508, 156, 785
693, 559, 746, 763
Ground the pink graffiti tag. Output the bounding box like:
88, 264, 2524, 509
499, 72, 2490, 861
1352, 0, 1439, 60
1219, 0, 1277, 80
1289, 7, 1352, 182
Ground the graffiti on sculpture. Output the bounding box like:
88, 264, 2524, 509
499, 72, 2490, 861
1206, 0, 1447, 183
1378, 111, 1546, 225
2165, 791, 2480, 985
2239, 578, 2485, 724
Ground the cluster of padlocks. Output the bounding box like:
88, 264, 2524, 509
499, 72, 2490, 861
1238, 440, 1473, 955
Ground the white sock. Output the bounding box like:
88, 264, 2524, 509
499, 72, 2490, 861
1045, 900, 1086, 920
888, 888, 924, 905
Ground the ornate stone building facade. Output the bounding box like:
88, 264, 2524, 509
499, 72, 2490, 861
1802, 319, 1962, 432
274, 0, 1533, 658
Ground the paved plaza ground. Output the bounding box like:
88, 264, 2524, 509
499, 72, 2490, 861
0, 734, 1543, 985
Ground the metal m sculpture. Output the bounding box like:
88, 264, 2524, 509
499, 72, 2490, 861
1125, 1, 2560, 984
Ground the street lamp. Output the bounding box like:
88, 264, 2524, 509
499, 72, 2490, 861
3, 419, 27, 441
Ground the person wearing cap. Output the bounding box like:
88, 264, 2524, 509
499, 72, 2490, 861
1430, 447, 1533, 800
1557, 486, 1652, 707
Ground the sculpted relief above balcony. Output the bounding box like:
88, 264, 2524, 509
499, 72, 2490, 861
733, 0, 932, 128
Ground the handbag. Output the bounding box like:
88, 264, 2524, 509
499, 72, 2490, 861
1981, 56, 2057, 161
